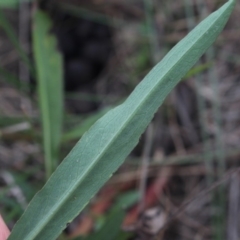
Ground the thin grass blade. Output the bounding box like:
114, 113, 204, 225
74, 192, 138, 240
0, 0, 33, 8
0, 66, 30, 93
9, 1, 235, 239
62, 108, 111, 142
0, 10, 34, 74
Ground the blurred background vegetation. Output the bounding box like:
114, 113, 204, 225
0, 0, 240, 239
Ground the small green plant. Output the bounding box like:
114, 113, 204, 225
4, 0, 235, 239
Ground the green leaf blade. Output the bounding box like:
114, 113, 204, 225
9, 1, 235, 239
32, 10, 64, 178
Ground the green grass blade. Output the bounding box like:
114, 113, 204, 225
0, 0, 33, 8
8, 1, 235, 239
84, 209, 125, 240
75, 192, 138, 240
62, 108, 111, 142
183, 62, 213, 80
0, 0, 19, 8
0, 66, 30, 93
32, 10, 64, 178
0, 10, 34, 75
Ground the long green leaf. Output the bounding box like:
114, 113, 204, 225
9, 1, 235, 239
32, 10, 64, 178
